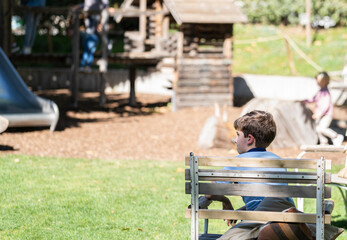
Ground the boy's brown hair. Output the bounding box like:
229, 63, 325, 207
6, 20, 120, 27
234, 110, 276, 148
315, 71, 330, 85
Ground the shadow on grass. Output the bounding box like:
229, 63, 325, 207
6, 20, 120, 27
36, 89, 170, 132
331, 218, 347, 229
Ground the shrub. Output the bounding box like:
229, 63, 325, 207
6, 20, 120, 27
240, 0, 347, 27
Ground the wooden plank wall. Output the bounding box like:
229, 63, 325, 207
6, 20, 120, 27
176, 23, 233, 109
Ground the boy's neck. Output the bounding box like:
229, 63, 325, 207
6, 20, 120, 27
247, 148, 266, 152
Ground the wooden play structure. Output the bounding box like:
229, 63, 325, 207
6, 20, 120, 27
0, 0, 247, 109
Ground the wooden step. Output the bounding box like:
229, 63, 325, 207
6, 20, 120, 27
179, 67, 230, 74
177, 93, 231, 101
176, 87, 231, 94
177, 79, 230, 86
178, 58, 230, 65
176, 99, 232, 109
179, 71, 230, 78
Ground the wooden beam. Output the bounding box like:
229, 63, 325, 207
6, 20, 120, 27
185, 209, 331, 224
70, 11, 80, 108
116, 0, 134, 22
113, 9, 169, 21
13, 6, 70, 14
0, 0, 12, 56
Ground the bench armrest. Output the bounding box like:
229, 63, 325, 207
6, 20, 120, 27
188, 196, 213, 209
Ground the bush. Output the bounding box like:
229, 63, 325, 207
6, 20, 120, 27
240, 0, 347, 27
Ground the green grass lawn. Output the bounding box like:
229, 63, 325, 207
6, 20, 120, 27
233, 24, 347, 77
0, 155, 346, 239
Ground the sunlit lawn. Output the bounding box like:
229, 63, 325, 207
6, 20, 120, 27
233, 24, 347, 77
0, 155, 346, 239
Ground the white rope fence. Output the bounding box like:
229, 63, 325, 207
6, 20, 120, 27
234, 35, 283, 45
283, 35, 324, 72
234, 34, 326, 73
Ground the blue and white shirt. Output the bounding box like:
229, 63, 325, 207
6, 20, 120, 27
222, 148, 295, 211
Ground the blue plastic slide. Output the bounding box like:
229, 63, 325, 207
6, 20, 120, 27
0, 48, 59, 132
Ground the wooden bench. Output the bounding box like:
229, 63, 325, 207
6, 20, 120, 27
185, 152, 332, 240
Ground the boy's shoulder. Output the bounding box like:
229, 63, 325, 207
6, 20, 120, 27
238, 151, 280, 159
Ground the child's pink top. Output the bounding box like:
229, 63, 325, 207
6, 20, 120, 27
304, 87, 333, 118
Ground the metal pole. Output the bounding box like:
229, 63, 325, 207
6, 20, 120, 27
190, 152, 199, 240
316, 157, 325, 240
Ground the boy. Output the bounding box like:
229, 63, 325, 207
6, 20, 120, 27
301, 72, 344, 146
205, 110, 295, 239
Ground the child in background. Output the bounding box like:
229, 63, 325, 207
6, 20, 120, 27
302, 71, 344, 146
21, 0, 46, 55
74, 0, 109, 72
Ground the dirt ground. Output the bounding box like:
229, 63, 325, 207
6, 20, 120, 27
0, 90, 346, 164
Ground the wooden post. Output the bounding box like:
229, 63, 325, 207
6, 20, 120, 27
228, 27, 234, 107
70, 10, 80, 108
99, 8, 109, 107
305, 0, 312, 46
223, 37, 232, 59
139, 0, 147, 40
162, 4, 169, 39
99, 8, 108, 73
154, 0, 163, 52
99, 73, 106, 107
284, 37, 297, 75
0, 1, 3, 50
154, 0, 162, 38
129, 65, 137, 107
0, 0, 12, 56
176, 32, 183, 58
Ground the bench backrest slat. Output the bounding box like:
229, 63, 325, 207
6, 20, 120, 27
185, 182, 331, 198
184, 169, 332, 184
185, 209, 331, 224
184, 156, 332, 170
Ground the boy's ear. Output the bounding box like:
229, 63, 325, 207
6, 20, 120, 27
247, 134, 255, 145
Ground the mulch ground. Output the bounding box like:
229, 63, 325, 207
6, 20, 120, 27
0, 90, 346, 165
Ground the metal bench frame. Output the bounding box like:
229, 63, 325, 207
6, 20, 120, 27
185, 152, 332, 240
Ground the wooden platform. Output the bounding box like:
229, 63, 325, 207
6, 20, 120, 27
10, 52, 163, 66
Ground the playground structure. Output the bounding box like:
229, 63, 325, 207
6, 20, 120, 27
0, 48, 59, 132
0, 0, 247, 110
